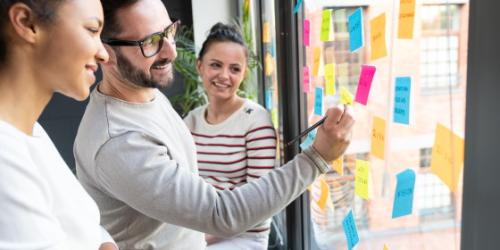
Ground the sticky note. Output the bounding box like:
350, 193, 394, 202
392, 169, 416, 218
320, 9, 334, 42
370, 13, 388, 60
264, 53, 274, 76
383, 244, 389, 250
394, 77, 411, 124
312, 47, 321, 77
355, 65, 376, 105
430, 124, 465, 193
300, 129, 316, 150
340, 87, 354, 105
371, 116, 386, 160
303, 66, 311, 93
265, 89, 273, 110
342, 210, 360, 250
293, 0, 303, 14
324, 64, 336, 96
303, 19, 310, 47
348, 7, 364, 52
271, 109, 278, 128
317, 178, 330, 210
355, 160, 370, 199
314, 87, 324, 116
398, 0, 416, 39
263, 22, 271, 43
332, 156, 344, 175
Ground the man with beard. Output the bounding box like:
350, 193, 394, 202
73, 0, 355, 249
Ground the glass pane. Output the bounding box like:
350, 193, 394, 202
301, 1, 468, 249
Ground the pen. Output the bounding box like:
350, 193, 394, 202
285, 104, 347, 147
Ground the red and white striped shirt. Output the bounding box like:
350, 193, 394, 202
184, 99, 277, 236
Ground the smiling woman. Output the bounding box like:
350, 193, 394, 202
0, 0, 115, 249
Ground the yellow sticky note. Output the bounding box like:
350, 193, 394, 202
324, 64, 335, 96
317, 178, 330, 210
383, 244, 389, 250
430, 123, 465, 193
355, 160, 370, 199
370, 13, 388, 60
264, 53, 274, 76
320, 9, 334, 42
340, 87, 354, 105
312, 47, 321, 77
332, 156, 344, 176
271, 109, 278, 128
263, 22, 271, 43
371, 116, 386, 160
398, 0, 416, 39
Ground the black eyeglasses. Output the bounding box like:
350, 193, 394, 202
102, 20, 181, 58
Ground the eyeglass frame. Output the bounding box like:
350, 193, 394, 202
101, 19, 181, 58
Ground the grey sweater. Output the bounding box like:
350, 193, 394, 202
74, 87, 330, 250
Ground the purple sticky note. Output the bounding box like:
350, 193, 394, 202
355, 65, 377, 105
303, 66, 311, 93
303, 19, 310, 47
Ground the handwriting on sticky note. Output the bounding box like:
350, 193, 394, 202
300, 129, 316, 150
348, 7, 364, 52
343, 210, 360, 250
430, 124, 464, 193
370, 13, 388, 60
398, 0, 416, 39
321, 9, 333, 42
355, 65, 376, 105
303, 19, 310, 47
340, 87, 354, 105
332, 156, 344, 175
324, 64, 335, 96
355, 160, 370, 199
303, 66, 311, 93
392, 169, 416, 218
371, 116, 386, 160
312, 47, 321, 77
314, 87, 324, 116
394, 77, 411, 124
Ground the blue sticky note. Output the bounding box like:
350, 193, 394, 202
342, 210, 360, 250
293, 0, 303, 14
265, 89, 273, 110
299, 129, 316, 150
314, 87, 324, 116
393, 77, 411, 124
348, 8, 364, 52
392, 169, 416, 218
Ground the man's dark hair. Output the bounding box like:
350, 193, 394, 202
101, 0, 140, 39
0, 0, 64, 64
198, 22, 248, 60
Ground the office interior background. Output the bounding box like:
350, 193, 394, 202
38, 0, 499, 249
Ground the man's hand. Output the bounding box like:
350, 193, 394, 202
99, 242, 118, 250
312, 105, 354, 162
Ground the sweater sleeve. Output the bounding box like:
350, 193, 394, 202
0, 140, 66, 250
245, 110, 277, 181
94, 131, 325, 237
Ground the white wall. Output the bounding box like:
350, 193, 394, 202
191, 0, 238, 55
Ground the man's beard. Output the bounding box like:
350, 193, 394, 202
115, 51, 174, 89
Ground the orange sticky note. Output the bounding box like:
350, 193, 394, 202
370, 13, 388, 60
263, 21, 271, 43
320, 9, 334, 42
317, 178, 330, 210
355, 160, 370, 199
312, 47, 322, 77
430, 124, 464, 193
398, 0, 416, 39
383, 244, 389, 250
332, 156, 344, 176
371, 116, 386, 160
264, 53, 274, 76
324, 64, 335, 96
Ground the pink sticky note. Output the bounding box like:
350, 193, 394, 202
355, 65, 376, 105
303, 66, 311, 93
303, 19, 310, 47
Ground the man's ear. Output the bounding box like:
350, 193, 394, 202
8, 3, 38, 44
